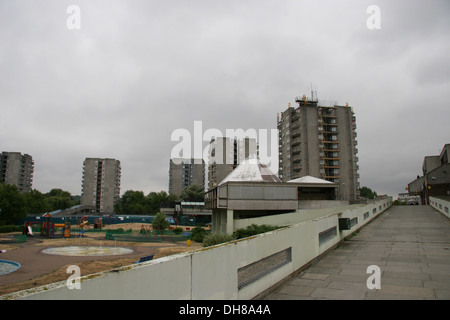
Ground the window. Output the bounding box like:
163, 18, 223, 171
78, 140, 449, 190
238, 248, 292, 290
319, 226, 337, 245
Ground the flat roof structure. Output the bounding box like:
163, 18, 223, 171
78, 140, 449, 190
205, 159, 341, 233
287, 175, 334, 184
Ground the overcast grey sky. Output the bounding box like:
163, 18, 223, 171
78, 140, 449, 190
1, 0, 449, 197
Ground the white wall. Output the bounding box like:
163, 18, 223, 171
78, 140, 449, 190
1, 197, 392, 300
234, 204, 362, 230
430, 196, 450, 219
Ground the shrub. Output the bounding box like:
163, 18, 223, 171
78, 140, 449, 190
233, 224, 280, 239
0, 225, 23, 233
393, 200, 406, 206
173, 227, 183, 235
152, 212, 171, 230
190, 227, 207, 242
202, 232, 236, 247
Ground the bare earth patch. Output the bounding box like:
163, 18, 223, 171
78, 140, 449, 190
0, 245, 200, 296
0, 224, 202, 297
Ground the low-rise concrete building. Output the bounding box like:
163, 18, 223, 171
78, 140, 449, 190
426, 163, 450, 198
407, 143, 450, 204
205, 157, 344, 233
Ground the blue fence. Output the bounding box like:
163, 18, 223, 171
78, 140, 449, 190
20, 215, 155, 226
20, 214, 210, 227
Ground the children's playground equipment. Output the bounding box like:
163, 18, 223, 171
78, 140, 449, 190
23, 215, 103, 239
79, 216, 89, 229
23, 221, 39, 236
94, 218, 103, 230
35, 213, 71, 238
78, 216, 102, 230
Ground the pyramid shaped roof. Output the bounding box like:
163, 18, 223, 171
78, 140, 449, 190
287, 175, 334, 184
218, 156, 281, 185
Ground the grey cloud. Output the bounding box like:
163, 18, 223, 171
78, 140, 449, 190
0, 0, 449, 197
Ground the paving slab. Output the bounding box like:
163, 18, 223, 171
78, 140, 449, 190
434, 289, 450, 299
301, 272, 330, 280
311, 287, 367, 300
381, 276, 424, 287
374, 284, 435, 299
265, 205, 450, 300
277, 285, 316, 297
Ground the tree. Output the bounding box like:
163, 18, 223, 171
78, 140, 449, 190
114, 190, 148, 214
44, 188, 75, 211
114, 190, 179, 215
24, 189, 51, 213
147, 191, 177, 214
179, 185, 205, 201
46, 188, 71, 198
0, 184, 27, 225
151, 211, 170, 230
359, 186, 378, 199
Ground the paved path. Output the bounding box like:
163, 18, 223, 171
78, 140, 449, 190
266, 205, 450, 300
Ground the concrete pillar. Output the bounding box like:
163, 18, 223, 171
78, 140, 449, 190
212, 210, 217, 232
212, 209, 232, 234
226, 210, 234, 234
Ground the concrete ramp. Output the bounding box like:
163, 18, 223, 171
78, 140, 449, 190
46, 205, 95, 217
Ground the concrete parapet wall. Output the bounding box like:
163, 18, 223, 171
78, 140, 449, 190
234, 203, 362, 230
3, 197, 392, 300
298, 200, 349, 210
430, 196, 450, 219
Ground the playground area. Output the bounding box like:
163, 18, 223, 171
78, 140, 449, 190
0, 221, 204, 297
